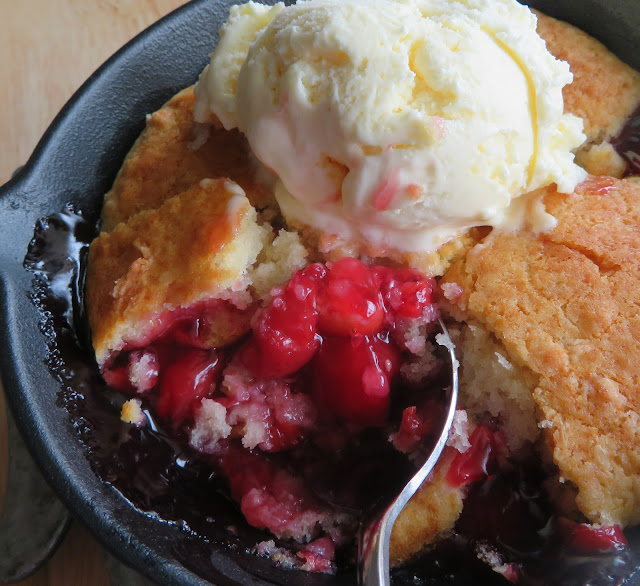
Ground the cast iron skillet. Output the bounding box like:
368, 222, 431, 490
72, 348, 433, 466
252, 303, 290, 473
1, 0, 639, 584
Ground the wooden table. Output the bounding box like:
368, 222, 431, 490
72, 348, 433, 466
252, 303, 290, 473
0, 2, 189, 584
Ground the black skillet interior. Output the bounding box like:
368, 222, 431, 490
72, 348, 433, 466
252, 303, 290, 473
0, 0, 639, 585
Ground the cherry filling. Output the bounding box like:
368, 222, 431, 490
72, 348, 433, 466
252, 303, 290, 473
30, 209, 640, 583
104, 259, 438, 430
99, 256, 632, 580
557, 519, 628, 554
241, 263, 326, 379
235, 258, 436, 427
413, 426, 635, 585
612, 104, 640, 176
101, 258, 442, 569
446, 424, 496, 487
157, 348, 224, 425
312, 334, 400, 427
392, 400, 446, 454
316, 257, 384, 336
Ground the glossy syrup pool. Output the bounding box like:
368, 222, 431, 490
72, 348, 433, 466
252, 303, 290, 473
613, 105, 640, 177
24, 206, 640, 586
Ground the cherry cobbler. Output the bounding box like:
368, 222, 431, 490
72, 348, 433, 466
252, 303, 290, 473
85, 8, 640, 584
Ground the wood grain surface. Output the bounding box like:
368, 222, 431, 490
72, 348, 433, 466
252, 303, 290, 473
0, 1, 189, 584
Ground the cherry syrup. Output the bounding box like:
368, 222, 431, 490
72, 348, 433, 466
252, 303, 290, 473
612, 105, 640, 177
22, 207, 437, 580
395, 456, 639, 586
23, 208, 282, 574
24, 207, 640, 585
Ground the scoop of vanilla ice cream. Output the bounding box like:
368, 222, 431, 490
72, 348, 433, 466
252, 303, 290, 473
195, 0, 586, 253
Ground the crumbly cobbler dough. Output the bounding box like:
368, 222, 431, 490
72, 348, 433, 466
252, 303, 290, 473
389, 449, 464, 565
452, 323, 541, 451
536, 11, 640, 177
87, 178, 269, 364
442, 178, 640, 527
287, 218, 483, 278
101, 87, 277, 231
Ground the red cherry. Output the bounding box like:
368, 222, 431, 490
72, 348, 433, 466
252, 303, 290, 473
446, 425, 494, 487
557, 518, 628, 553
297, 537, 335, 573
316, 257, 384, 336
312, 334, 400, 427
393, 406, 428, 453
101, 356, 133, 391
157, 348, 223, 425
246, 264, 325, 379
169, 315, 210, 349
218, 445, 325, 538
376, 266, 436, 319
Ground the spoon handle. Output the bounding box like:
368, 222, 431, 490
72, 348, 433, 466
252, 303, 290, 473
359, 509, 392, 586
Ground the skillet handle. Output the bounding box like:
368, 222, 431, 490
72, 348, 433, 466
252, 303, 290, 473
0, 166, 74, 575
0, 169, 42, 272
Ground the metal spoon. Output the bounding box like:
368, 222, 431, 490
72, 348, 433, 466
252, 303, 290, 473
359, 317, 459, 586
